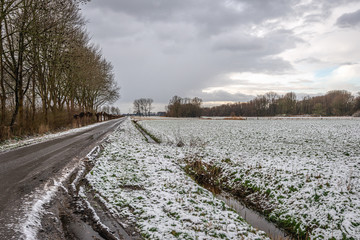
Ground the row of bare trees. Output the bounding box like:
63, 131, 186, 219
0, 0, 120, 139
102, 105, 121, 116
166, 96, 202, 117
133, 98, 153, 116
202, 90, 360, 117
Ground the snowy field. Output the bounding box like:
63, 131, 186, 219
86, 119, 268, 239
139, 118, 360, 239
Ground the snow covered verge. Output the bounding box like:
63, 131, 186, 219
86, 118, 269, 239
0, 121, 110, 153
139, 118, 360, 239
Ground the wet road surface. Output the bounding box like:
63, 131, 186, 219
0, 118, 124, 239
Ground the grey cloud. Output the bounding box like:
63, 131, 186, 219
292, 0, 359, 25
84, 12, 144, 40
295, 57, 325, 64
212, 30, 300, 57
295, 58, 358, 67
208, 29, 297, 75
84, 0, 298, 36
341, 62, 358, 66
83, 0, 193, 21
336, 9, 360, 28
212, 34, 264, 52
190, 90, 254, 102
289, 79, 314, 84
232, 57, 294, 75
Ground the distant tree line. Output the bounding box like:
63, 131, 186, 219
202, 90, 360, 117
0, 0, 120, 140
133, 98, 153, 116
166, 96, 202, 117
102, 105, 121, 116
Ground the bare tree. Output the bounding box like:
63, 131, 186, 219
133, 98, 153, 116
133, 99, 141, 115
145, 98, 153, 116
166, 96, 202, 117
0, 0, 120, 139
110, 106, 120, 115
1, 0, 21, 127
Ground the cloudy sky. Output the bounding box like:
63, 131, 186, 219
81, 0, 360, 113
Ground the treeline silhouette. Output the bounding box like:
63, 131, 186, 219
166, 96, 202, 117
133, 98, 154, 116
0, 0, 120, 140
166, 90, 360, 117
203, 90, 360, 117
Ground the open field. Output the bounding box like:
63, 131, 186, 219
86, 118, 269, 239
139, 118, 360, 239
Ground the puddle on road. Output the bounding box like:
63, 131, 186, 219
67, 218, 104, 240
84, 189, 140, 240
216, 193, 293, 240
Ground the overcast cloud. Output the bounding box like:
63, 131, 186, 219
81, 0, 360, 113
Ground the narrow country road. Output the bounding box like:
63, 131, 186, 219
0, 118, 124, 239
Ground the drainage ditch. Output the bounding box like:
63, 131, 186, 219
132, 120, 160, 144
134, 120, 296, 240
217, 193, 292, 240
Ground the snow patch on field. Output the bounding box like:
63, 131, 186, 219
86, 119, 268, 239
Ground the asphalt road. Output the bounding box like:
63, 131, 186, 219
0, 118, 124, 239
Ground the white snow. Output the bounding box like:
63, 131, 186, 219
86, 118, 269, 239
18, 144, 103, 239
140, 118, 360, 239
19, 165, 78, 240
11, 121, 115, 239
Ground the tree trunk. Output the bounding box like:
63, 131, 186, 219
31, 72, 35, 122
0, 4, 6, 126
0, 27, 5, 126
